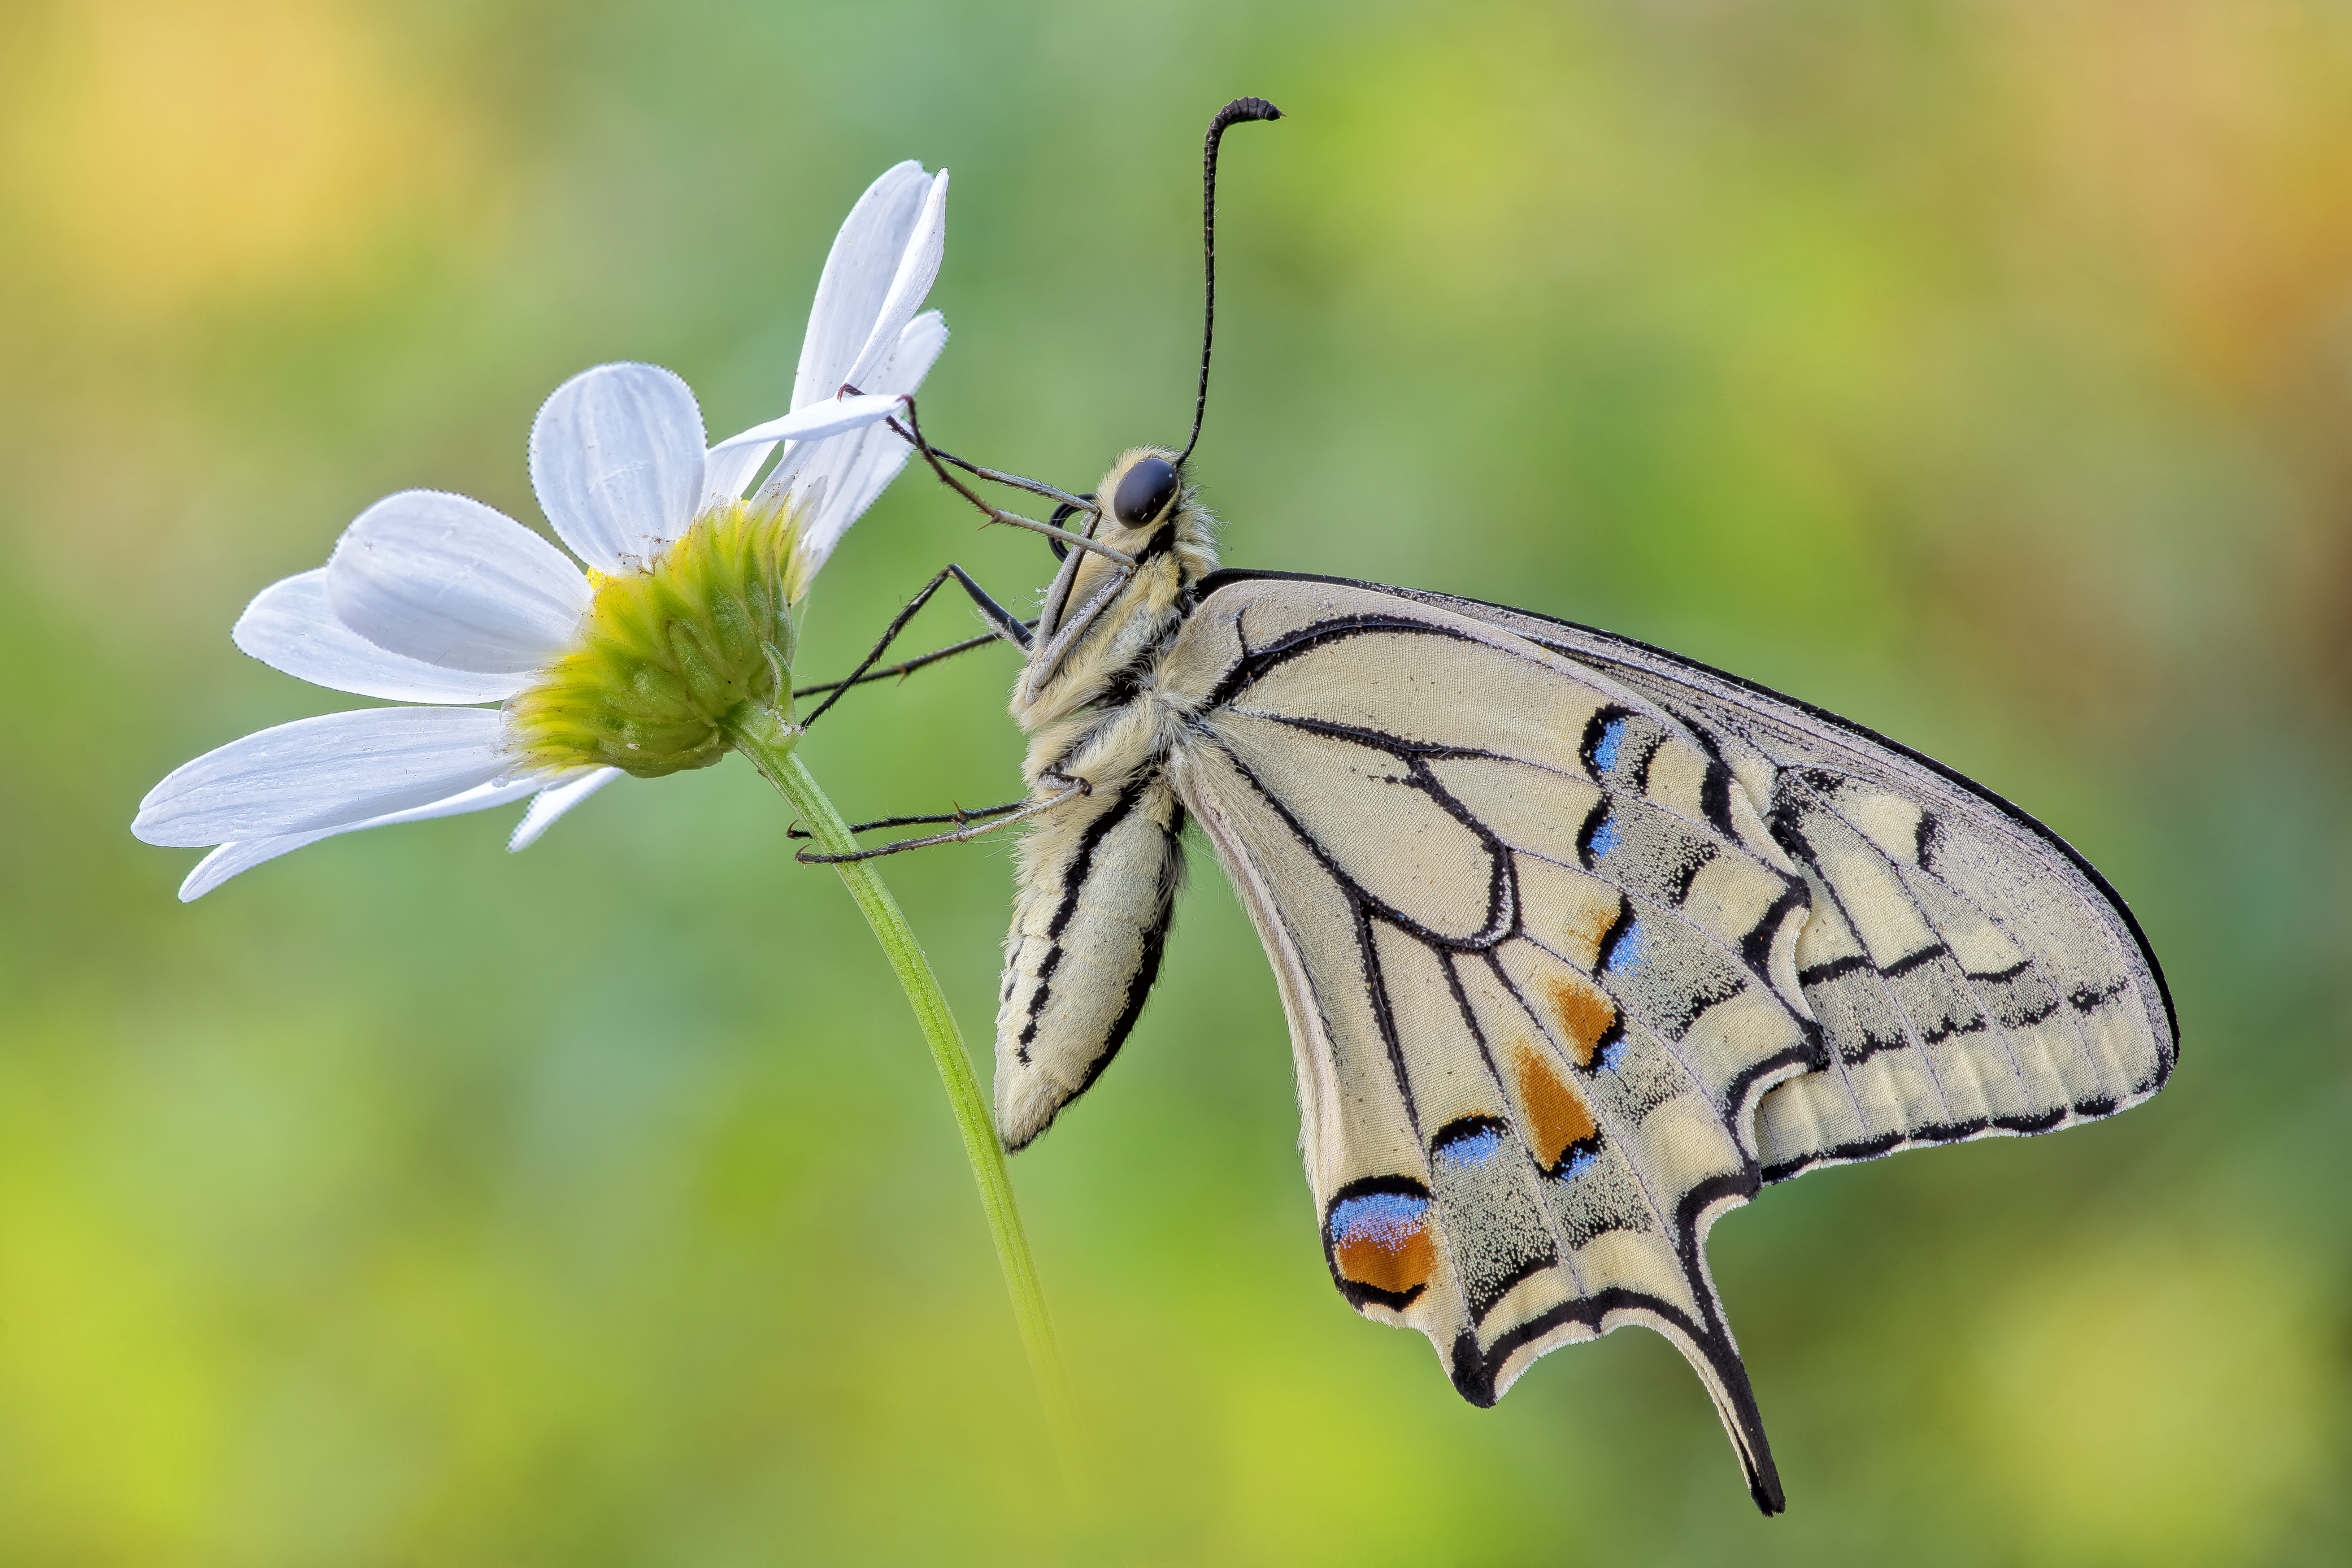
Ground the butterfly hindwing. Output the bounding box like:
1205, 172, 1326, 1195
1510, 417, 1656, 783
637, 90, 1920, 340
1154, 578, 1837, 1510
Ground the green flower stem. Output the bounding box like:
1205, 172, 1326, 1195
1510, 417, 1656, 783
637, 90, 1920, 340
724, 705, 1083, 1493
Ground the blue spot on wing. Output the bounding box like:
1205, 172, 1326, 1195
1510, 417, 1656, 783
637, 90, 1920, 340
1593, 717, 1629, 774
1433, 1127, 1507, 1173
1589, 812, 1620, 859
1329, 1191, 1429, 1250
1604, 915, 1648, 974
1554, 1147, 1599, 1181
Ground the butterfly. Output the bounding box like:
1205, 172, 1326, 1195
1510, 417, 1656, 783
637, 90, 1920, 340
799, 100, 2176, 1513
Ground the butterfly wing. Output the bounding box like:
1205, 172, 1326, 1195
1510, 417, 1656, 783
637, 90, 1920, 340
1156, 577, 1838, 1512
1242, 571, 2180, 1183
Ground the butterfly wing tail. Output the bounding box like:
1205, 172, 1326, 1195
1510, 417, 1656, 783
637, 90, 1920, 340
1672, 1310, 1786, 1515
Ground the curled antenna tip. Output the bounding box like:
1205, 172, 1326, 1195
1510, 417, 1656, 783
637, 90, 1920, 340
1215, 96, 1284, 127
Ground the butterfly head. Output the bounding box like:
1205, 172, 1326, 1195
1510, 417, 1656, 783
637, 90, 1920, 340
1102, 447, 1216, 565
1014, 446, 1218, 714
1033, 442, 1210, 611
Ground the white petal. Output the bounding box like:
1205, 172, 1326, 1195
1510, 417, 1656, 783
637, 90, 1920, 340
842, 172, 948, 395
235, 569, 528, 703
178, 777, 531, 901
761, 314, 942, 513
792, 313, 950, 585
134, 707, 510, 847
709, 393, 905, 452
700, 433, 772, 510
325, 491, 590, 676
791, 428, 911, 588
530, 363, 709, 571
878, 309, 950, 396
706, 166, 941, 512
508, 766, 620, 851
795, 162, 934, 413
740, 434, 819, 516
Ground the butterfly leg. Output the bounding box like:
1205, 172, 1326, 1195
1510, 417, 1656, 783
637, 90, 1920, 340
796, 773, 1091, 863
792, 801, 1030, 840
798, 564, 1033, 730
887, 392, 1111, 535
1016, 564, 1138, 706
882, 394, 1133, 566
790, 627, 1026, 704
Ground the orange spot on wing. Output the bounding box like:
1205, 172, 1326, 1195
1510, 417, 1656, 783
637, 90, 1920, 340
1545, 973, 1618, 1068
1513, 1041, 1599, 1168
1334, 1220, 1435, 1299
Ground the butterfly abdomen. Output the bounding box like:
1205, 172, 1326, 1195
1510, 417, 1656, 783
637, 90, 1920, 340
994, 764, 1188, 1151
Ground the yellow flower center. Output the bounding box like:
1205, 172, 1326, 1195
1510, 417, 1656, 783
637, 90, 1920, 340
506, 501, 799, 779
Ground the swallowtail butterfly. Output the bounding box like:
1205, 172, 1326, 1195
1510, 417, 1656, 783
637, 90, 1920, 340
802, 99, 2175, 1513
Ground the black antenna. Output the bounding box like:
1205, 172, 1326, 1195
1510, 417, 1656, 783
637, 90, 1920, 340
1177, 96, 1283, 468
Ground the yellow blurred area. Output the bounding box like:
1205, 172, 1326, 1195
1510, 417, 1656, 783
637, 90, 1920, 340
1967, 1231, 2332, 1564
1, 0, 481, 315
0, 1077, 226, 1555
2, 1, 2348, 1562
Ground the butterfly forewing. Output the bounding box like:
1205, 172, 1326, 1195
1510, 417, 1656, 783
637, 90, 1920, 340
1341, 577, 2177, 1182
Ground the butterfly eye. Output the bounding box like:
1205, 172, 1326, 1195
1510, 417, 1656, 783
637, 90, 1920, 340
1113, 457, 1180, 527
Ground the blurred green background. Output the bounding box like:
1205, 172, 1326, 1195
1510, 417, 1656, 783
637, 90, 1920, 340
3, 0, 2348, 1562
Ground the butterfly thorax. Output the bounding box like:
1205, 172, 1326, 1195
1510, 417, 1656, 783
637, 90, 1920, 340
1012, 446, 1219, 786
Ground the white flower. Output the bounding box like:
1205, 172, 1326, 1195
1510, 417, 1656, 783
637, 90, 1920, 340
135, 164, 951, 900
